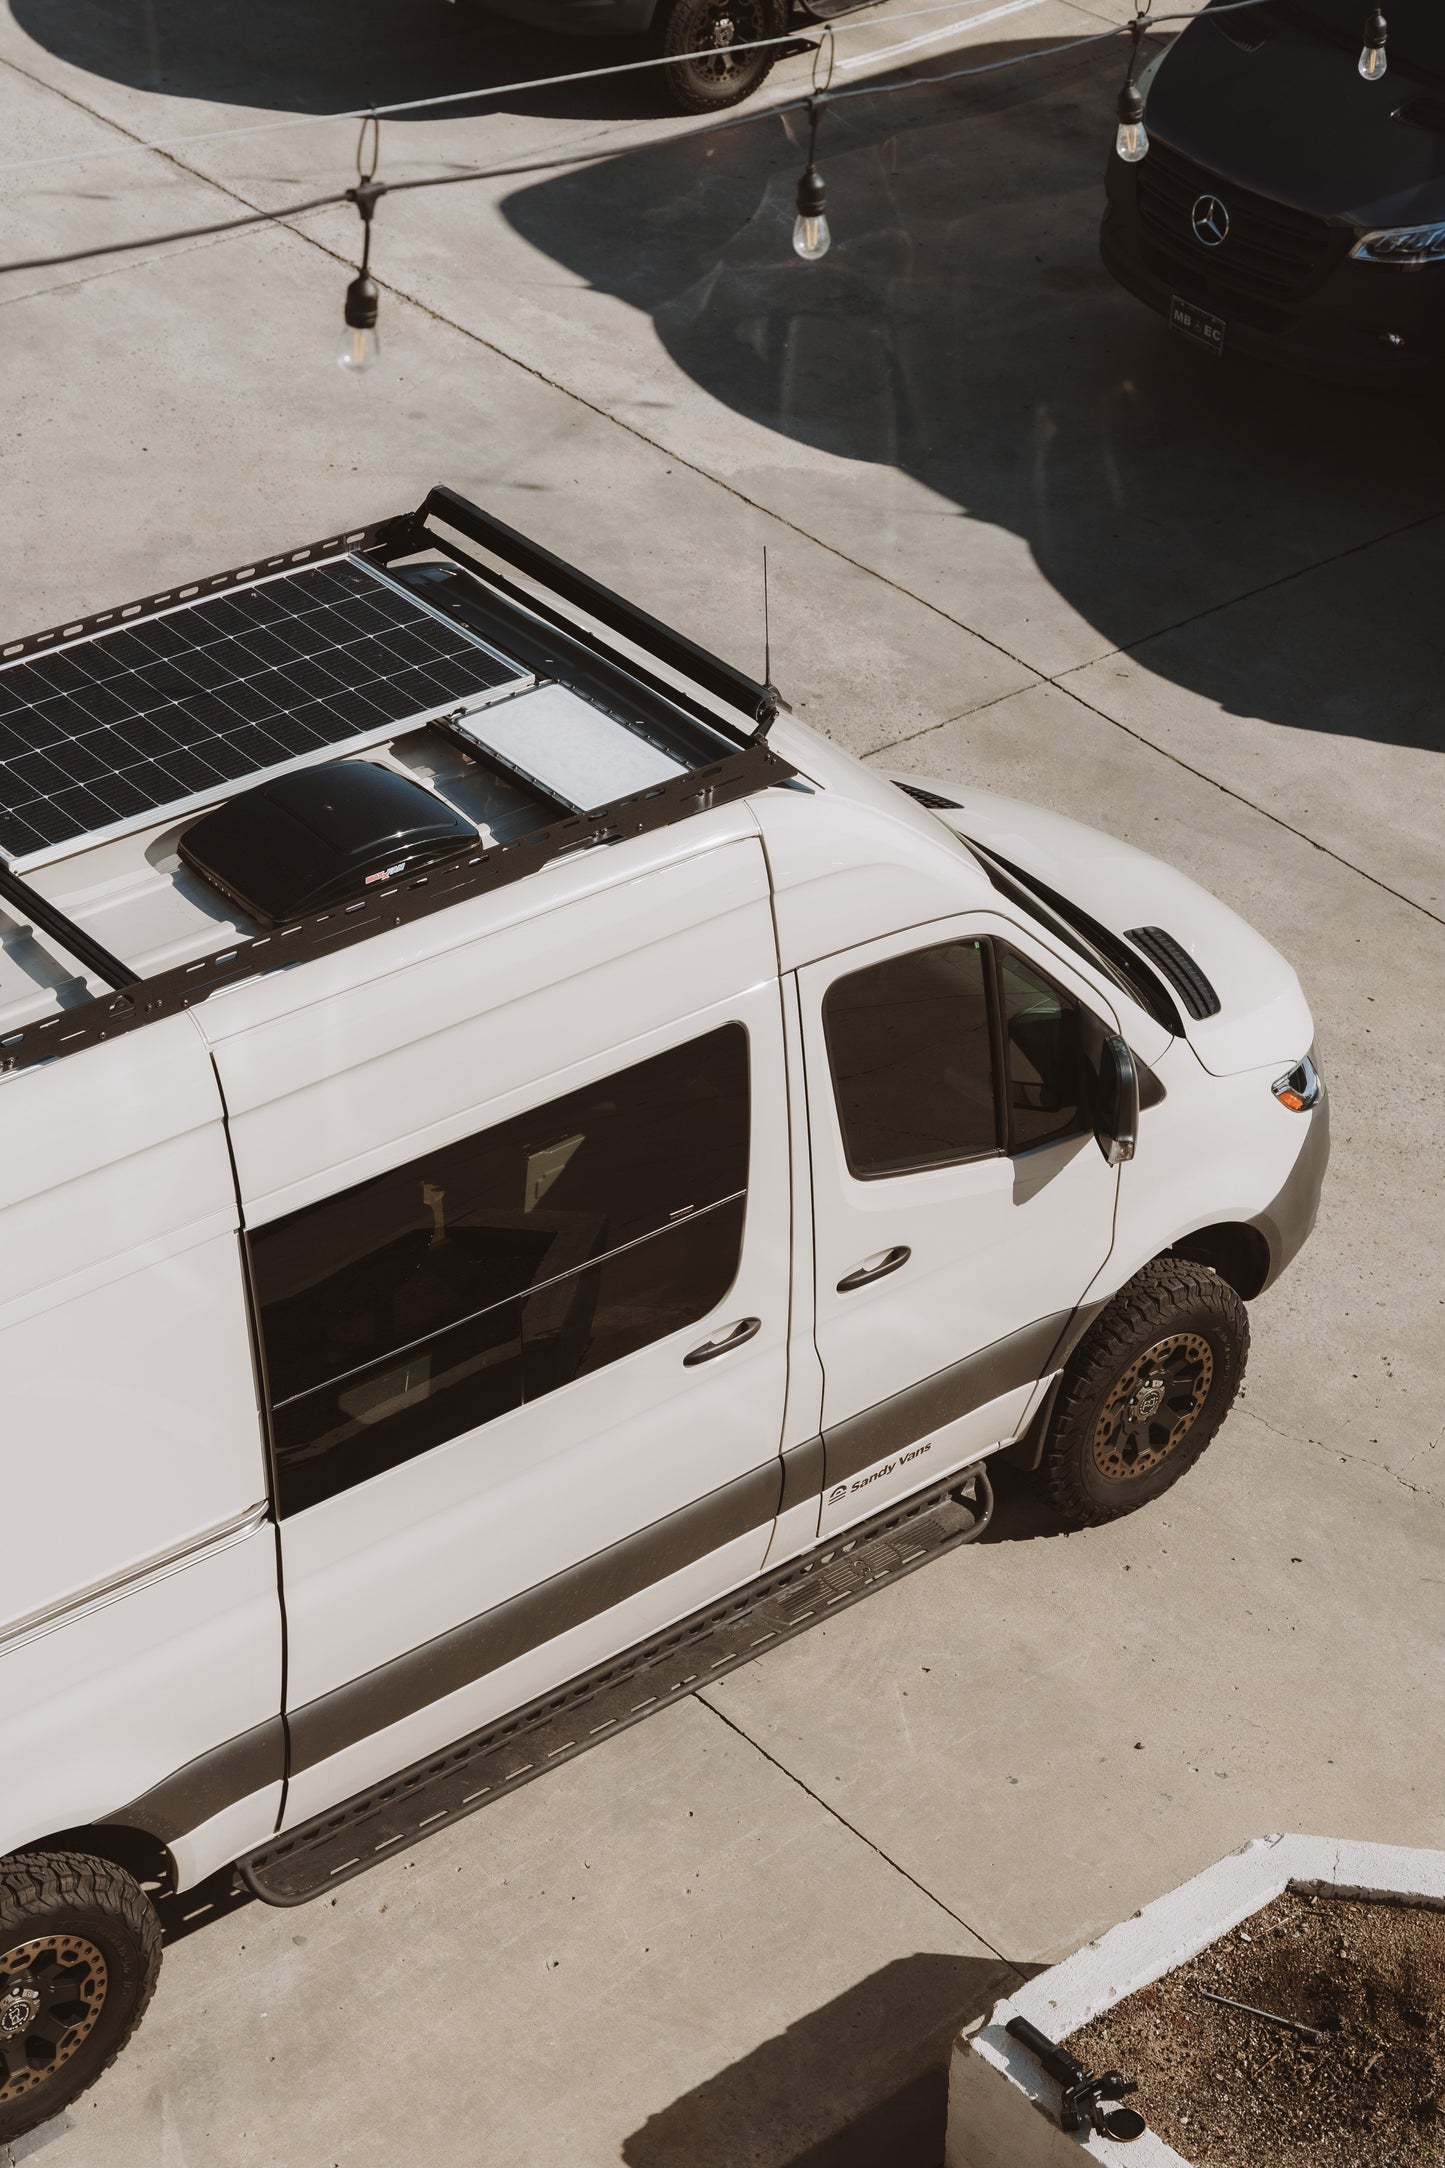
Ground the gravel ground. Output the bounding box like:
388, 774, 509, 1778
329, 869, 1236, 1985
1069, 1893, 1445, 2166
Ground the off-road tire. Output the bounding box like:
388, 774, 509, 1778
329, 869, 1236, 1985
0, 1851, 162, 2141
1035, 1259, 1249, 1529
653, 0, 784, 112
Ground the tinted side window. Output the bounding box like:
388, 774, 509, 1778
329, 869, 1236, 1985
999, 947, 1089, 1152
252, 1025, 749, 1516
823, 941, 998, 1177
523, 1197, 746, 1401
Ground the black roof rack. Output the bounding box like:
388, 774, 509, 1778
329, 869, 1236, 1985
0, 489, 795, 1079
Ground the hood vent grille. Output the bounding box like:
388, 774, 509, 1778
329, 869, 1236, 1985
1126, 926, 1221, 1020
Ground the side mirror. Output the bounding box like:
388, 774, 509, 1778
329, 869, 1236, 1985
1096, 1034, 1139, 1165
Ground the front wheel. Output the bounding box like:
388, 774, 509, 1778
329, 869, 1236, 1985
1034, 1259, 1249, 1529
652, 0, 785, 112
0, 1852, 162, 2141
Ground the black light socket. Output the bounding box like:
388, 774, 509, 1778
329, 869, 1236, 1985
1117, 76, 1145, 126
796, 163, 827, 220
344, 272, 379, 330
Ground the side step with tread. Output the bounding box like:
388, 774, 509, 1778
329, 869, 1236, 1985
239, 1465, 993, 1906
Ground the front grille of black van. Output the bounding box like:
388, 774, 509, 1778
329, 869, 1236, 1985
1137, 140, 1337, 302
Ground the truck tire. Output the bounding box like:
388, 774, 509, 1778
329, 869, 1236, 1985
0, 1851, 162, 2141
1035, 1259, 1249, 1529
653, 0, 784, 112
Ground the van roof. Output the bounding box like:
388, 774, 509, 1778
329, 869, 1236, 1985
0, 489, 799, 1077
0, 490, 996, 1079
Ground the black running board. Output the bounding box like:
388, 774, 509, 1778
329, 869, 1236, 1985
238, 1465, 993, 1906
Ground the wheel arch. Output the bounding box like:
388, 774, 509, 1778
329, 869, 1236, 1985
6, 1823, 177, 1897
1166, 1220, 1272, 1301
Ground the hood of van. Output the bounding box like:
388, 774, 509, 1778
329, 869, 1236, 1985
893, 778, 1314, 1077
1145, 2, 1445, 231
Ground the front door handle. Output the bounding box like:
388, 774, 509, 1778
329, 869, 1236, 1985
837, 1245, 912, 1293
684, 1316, 762, 1366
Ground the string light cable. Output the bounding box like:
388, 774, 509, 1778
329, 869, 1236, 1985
0, 0, 1296, 290
0, 0, 1286, 184
0, 0, 1139, 181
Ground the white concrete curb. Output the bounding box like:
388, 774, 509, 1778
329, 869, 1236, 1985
944, 1833, 1445, 2167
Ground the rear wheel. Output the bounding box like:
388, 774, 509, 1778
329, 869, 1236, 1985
652, 0, 785, 111
0, 1852, 162, 2141
1035, 1259, 1248, 1528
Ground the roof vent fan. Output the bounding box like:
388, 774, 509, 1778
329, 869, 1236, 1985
179, 762, 478, 927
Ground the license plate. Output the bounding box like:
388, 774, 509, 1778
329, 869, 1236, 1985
1170, 294, 1226, 355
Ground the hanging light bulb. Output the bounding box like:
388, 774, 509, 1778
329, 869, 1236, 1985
337, 271, 380, 372
793, 171, 830, 261
1115, 76, 1149, 163
337, 120, 386, 374
1114, 18, 1149, 163
793, 97, 832, 262
1358, 6, 1387, 78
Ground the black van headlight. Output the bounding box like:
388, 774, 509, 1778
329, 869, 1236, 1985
1351, 222, 1445, 263
1272, 1052, 1322, 1112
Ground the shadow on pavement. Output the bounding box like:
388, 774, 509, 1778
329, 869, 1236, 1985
6, 0, 669, 123
977, 1459, 1068, 1545
152, 1863, 254, 1945
622, 1949, 1032, 2168
498, 37, 1445, 751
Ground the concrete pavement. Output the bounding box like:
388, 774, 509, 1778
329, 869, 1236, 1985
1, 4, 1441, 2161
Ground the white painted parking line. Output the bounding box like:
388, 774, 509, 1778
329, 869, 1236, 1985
836, 0, 1052, 72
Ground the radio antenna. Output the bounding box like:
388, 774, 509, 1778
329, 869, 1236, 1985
754, 544, 782, 733
762, 545, 772, 691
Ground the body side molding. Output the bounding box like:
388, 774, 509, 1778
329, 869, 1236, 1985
778, 1435, 825, 1513
0, 1501, 270, 1658
287, 1456, 784, 1776
101, 1717, 286, 1845
820, 1311, 1072, 1491
87, 1460, 787, 1854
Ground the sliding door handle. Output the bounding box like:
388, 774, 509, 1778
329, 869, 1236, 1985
837, 1244, 911, 1293
684, 1316, 762, 1366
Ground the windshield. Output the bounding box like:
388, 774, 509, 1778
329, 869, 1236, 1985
961, 839, 1184, 1036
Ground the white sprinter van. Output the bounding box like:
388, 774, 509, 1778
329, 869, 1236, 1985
0, 490, 1326, 2131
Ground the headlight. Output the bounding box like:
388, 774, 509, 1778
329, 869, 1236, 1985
1272, 1052, 1322, 1112
1351, 222, 1445, 263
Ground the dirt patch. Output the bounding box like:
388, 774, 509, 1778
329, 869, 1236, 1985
1067, 1891, 1445, 2166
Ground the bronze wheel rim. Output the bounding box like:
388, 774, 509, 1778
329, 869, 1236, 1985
684, 0, 767, 83
0, 1933, 108, 2103
1091, 1332, 1214, 1483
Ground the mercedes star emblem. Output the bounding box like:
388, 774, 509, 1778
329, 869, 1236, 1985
1191, 193, 1230, 247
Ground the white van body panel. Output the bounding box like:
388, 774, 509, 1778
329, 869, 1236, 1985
212, 839, 791, 1828
817, 1381, 1044, 1541
799, 913, 1122, 1449
0, 1019, 268, 1632
0, 1526, 280, 1866
274, 965, 787, 1706
754, 727, 999, 971
1109, 1040, 1314, 1284
201, 818, 768, 1221
279, 1528, 765, 1834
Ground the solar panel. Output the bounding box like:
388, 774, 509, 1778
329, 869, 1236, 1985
0, 557, 531, 869
451, 684, 689, 812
